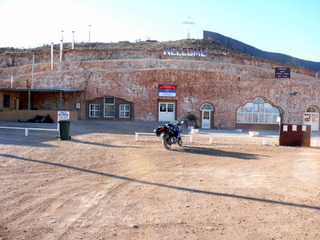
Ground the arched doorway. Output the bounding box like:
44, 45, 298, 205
303, 106, 319, 131
200, 103, 214, 129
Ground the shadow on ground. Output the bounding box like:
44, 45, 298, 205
1, 153, 319, 211
174, 146, 265, 160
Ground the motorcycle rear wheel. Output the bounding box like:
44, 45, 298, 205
162, 135, 172, 150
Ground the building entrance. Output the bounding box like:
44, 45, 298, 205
200, 103, 214, 129
303, 106, 319, 131
158, 102, 175, 121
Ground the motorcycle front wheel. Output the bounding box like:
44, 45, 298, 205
178, 137, 183, 147
162, 135, 172, 150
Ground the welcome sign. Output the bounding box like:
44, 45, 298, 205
163, 47, 206, 57
159, 85, 176, 97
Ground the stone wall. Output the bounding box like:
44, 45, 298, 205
0, 39, 319, 129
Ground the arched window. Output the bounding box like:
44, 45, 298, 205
237, 97, 280, 124
306, 106, 318, 113
200, 103, 213, 111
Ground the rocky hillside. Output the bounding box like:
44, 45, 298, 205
0, 39, 316, 78
1, 38, 249, 56
0, 39, 256, 68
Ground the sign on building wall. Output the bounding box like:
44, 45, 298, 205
275, 67, 291, 78
163, 47, 206, 57
159, 85, 176, 97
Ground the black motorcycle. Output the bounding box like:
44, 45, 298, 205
154, 121, 184, 150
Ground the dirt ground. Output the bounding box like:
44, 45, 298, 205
0, 120, 319, 240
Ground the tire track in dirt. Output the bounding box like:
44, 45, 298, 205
1, 122, 319, 240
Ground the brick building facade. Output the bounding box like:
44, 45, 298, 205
0, 37, 319, 130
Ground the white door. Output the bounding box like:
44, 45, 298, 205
202, 110, 211, 128
200, 103, 214, 129
159, 102, 175, 121
303, 112, 319, 131
303, 107, 319, 131
14, 98, 19, 110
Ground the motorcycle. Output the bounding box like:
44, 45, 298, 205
154, 121, 184, 150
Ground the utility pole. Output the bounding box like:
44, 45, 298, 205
89, 25, 91, 43
60, 40, 63, 62
72, 31, 75, 49
51, 42, 54, 70
31, 54, 34, 89
183, 17, 195, 39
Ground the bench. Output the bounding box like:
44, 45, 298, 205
209, 135, 271, 145
209, 135, 320, 147
0, 126, 59, 136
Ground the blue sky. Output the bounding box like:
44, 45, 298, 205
0, 0, 319, 62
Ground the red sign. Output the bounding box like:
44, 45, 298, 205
159, 85, 176, 97
159, 85, 176, 89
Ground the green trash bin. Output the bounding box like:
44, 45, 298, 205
59, 120, 70, 140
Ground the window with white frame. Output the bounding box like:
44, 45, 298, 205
89, 104, 100, 118
104, 97, 115, 118
237, 97, 280, 124
119, 104, 130, 118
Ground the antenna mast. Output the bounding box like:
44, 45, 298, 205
183, 17, 195, 39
